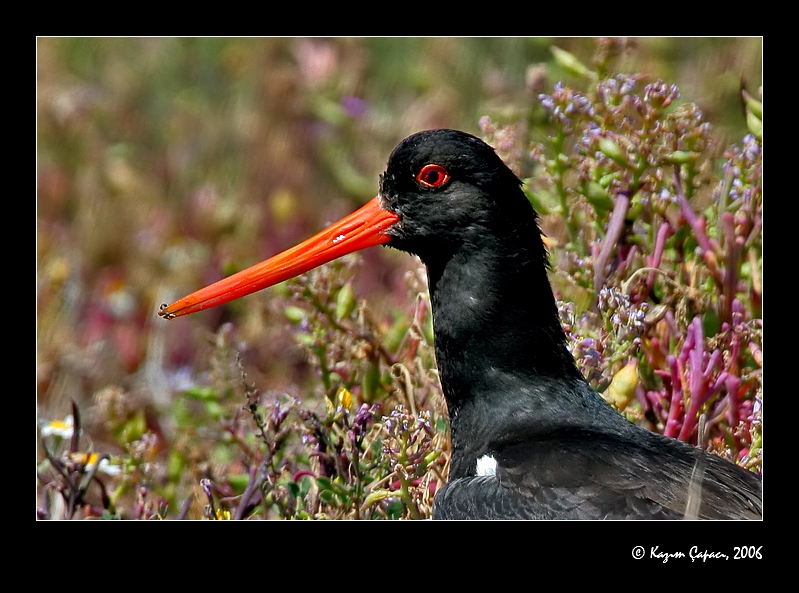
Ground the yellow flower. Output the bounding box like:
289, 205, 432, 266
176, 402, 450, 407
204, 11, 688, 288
336, 386, 353, 409
68, 452, 124, 476
40, 415, 76, 439
603, 359, 639, 411
214, 509, 232, 520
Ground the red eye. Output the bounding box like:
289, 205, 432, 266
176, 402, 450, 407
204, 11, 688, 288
416, 164, 450, 188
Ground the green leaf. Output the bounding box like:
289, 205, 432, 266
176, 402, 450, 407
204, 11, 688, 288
666, 150, 699, 165
182, 386, 218, 401
742, 89, 762, 119
745, 109, 762, 141
598, 138, 626, 165
550, 46, 595, 79
584, 181, 614, 213
287, 481, 301, 498
227, 473, 250, 493
362, 361, 382, 403
384, 317, 409, 352
284, 306, 307, 324
386, 499, 405, 520
335, 282, 357, 320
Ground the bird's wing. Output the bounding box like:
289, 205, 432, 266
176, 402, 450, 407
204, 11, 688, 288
433, 429, 761, 520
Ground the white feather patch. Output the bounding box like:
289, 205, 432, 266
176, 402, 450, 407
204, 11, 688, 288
476, 454, 497, 476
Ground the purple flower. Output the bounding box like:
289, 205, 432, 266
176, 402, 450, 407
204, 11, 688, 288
341, 95, 368, 118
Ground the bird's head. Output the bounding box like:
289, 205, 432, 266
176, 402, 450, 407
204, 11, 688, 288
158, 129, 539, 320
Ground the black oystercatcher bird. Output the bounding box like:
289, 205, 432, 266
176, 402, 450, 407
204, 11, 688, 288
160, 129, 762, 519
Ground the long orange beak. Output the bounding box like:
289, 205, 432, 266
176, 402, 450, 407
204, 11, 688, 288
158, 196, 399, 319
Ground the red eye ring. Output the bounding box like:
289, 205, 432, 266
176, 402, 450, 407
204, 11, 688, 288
416, 164, 450, 188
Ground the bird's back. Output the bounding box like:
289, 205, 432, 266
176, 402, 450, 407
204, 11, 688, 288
433, 426, 762, 520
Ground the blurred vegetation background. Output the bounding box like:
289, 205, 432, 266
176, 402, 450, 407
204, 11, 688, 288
37, 37, 762, 519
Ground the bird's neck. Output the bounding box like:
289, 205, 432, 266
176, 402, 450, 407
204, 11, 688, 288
422, 231, 609, 477
425, 234, 582, 403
